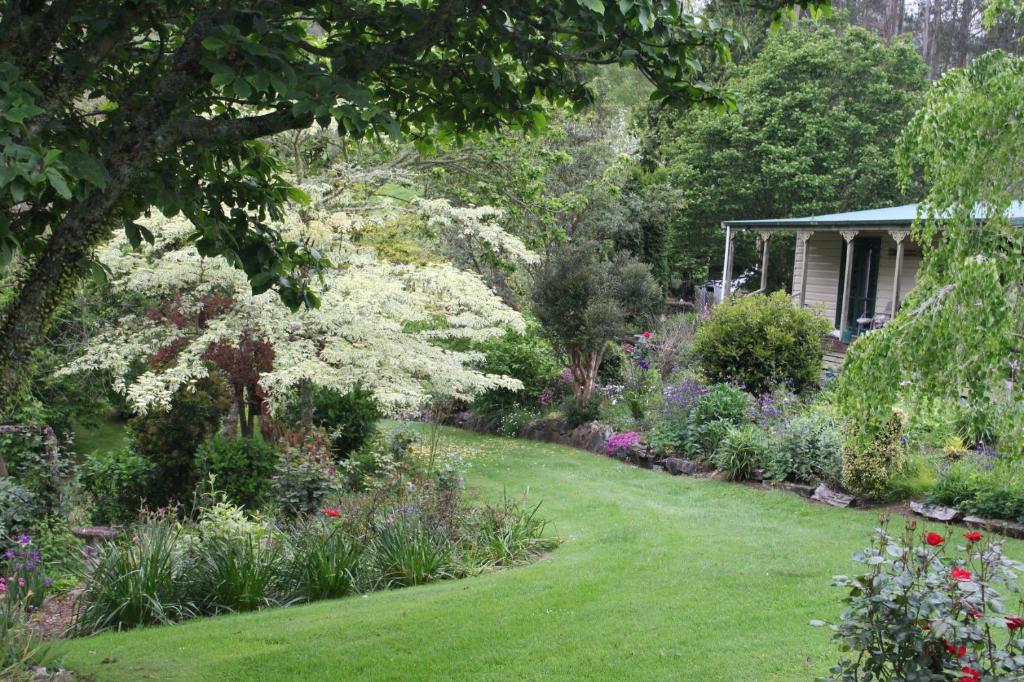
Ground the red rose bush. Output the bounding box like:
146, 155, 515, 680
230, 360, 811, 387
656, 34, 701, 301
817, 519, 1024, 680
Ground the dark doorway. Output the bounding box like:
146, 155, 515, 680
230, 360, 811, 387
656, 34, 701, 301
835, 236, 881, 339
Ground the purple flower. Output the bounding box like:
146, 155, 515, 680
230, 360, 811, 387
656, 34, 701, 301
29, 551, 39, 562
17, 535, 30, 546
2, 550, 13, 560
43, 578, 53, 587
538, 387, 553, 406
663, 377, 707, 413
636, 358, 650, 370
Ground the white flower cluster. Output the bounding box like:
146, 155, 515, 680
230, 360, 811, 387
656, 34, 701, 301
414, 197, 539, 266
61, 198, 526, 414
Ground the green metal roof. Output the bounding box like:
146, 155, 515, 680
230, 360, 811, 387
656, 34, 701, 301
723, 202, 1024, 229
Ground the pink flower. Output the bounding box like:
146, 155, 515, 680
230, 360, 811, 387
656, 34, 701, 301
323, 508, 341, 518
641, 330, 651, 339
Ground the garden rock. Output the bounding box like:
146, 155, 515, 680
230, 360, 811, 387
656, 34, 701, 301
812, 484, 856, 508
780, 482, 817, 498
661, 457, 702, 476
964, 516, 1024, 540
567, 422, 613, 455
909, 501, 963, 522
626, 444, 655, 468
520, 418, 568, 444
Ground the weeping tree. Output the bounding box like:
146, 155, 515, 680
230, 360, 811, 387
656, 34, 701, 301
532, 242, 662, 405
0, 0, 835, 417
836, 48, 1024, 455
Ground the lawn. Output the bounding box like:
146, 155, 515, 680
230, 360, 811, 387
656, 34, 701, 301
58, 426, 1024, 681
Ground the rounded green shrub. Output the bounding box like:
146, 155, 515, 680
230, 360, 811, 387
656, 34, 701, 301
195, 435, 279, 509
281, 384, 381, 459
80, 448, 155, 525
713, 424, 771, 481
693, 292, 829, 395
470, 323, 560, 421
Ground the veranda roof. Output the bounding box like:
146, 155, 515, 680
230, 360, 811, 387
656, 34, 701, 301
723, 202, 1024, 230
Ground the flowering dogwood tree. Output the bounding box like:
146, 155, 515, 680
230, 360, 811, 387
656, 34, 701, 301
60, 185, 531, 419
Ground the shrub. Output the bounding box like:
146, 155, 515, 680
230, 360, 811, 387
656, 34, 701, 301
195, 435, 278, 509
270, 446, 341, 520
0, 480, 37, 541
561, 396, 601, 429
820, 520, 1024, 680
340, 435, 399, 491
927, 456, 1024, 523
302, 384, 381, 459
76, 520, 195, 632
693, 292, 829, 395
79, 448, 154, 525
469, 323, 560, 421
842, 410, 908, 497
649, 313, 700, 380
692, 383, 750, 426
714, 424, 771, 481
766, 413, 843, 486
129, 375, 231, 505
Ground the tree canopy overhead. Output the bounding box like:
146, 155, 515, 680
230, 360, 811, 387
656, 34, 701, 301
0, 0, 828, 416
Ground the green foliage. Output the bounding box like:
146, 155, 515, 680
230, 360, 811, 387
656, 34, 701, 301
0, 479, 36, 540
839, 50, 1024, 456
469, 323, 560, 424
649, 382, 750, 460
713, 424, 771, 481
841, 411, 908, 497
129, 376, 231, 505
470, 498, 556, 566
79, 448, 155, 525
927, 457, 1024, 523
76, 520, 196, 633
299, 384, 381, 460
824, 521, 1024, 680
560, 397, 603, 429
766, 413, 843, 486
879, 454, 940, 503
270, 446, 342, 520
191, 533, 285, 614
370, 520, 454, 588
195, 435, 279, 509
282, 520, 364, 603
694, 292, 830, 395
532, 241, 662, 405
637, 20, 927, 292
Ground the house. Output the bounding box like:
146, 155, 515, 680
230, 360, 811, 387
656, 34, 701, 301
718, 202, 1023, 364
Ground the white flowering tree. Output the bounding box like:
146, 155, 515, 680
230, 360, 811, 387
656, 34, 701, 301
60, 185, 533, 426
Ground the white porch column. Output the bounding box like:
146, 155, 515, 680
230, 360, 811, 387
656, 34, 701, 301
719, 223, 736, 303
796, 230, 813, 307
888, 230, 908, 314
757, 231, 773, 291
838, 230, 859, 335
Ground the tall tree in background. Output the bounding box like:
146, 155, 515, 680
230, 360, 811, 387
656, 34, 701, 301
636, 21, 927, 295
0, 0, 799, 416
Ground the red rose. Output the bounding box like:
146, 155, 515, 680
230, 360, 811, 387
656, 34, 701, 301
1007, 616, 1024, 630
964, 531, 982, 543
951, 567, 973, 582
323, 508, 340, 518
970, 608, 982, 620
944, 640, 967, 657
925, 532, 944, 546
642, 330, 651, 339
961, 666, 980, 682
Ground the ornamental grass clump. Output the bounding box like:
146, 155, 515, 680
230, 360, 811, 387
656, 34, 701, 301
819, 519, 1024, 681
